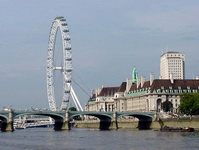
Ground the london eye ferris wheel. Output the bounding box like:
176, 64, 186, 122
46, 16, 83, 111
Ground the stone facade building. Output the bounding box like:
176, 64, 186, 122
85, 86, 119, 112
86, 72, 199, 113
123, 76, 199, 113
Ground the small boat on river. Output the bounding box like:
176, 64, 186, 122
160, 126, 195, 132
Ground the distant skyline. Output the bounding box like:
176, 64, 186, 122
0, 0, 199, 109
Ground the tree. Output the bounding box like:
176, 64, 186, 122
68, 107, 77, 111
179, 93, 199, 115
162, 100, 173, 112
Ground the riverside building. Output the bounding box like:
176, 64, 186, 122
160, 51, 185, 79
85, 86, 120, 112
86, 68, 199, 114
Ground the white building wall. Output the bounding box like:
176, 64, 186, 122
160, 52, 185, 79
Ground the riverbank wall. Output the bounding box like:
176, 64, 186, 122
153, 118, 199, 130
75, 118, 199, 130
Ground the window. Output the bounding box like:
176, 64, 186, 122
157, 89, 161, 92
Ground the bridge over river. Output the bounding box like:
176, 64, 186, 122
0, 109, 155, 132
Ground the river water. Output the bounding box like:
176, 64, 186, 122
0, 128, 198, 150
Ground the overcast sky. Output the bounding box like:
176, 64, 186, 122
0, 0, 199, 110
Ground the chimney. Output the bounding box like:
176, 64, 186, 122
126, 78, 132, 92
137, 77, 141, 88
96, 88, 99, 96
170, 73, 174, 84
96, 87, 103, 96
141, 75, 145, 87
150, 73, 155, 86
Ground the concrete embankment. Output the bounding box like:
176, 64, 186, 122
75, 121, 100, 129
75, 120, 139, 129
153, 118, 199, 131
75, 118, 199, 131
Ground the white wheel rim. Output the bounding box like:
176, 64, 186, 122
46, 16, 72, 111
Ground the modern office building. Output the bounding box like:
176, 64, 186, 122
160, 52, 185, 79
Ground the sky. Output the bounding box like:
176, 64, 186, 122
0, 0, 199, 110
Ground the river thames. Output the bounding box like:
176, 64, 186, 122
0, 128, 198, 150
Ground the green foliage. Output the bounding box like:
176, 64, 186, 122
68, 107, 77, 111
162, 100, 173, 112
179, 93, 199, 115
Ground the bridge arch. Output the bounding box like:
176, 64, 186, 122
14, 112, 65, 120
14, 111, 66, 131
117, 113, 154, 120
0, 114, 9, 132
69, 113, 113, 120
117, 112, 154, 129
0, 114, 8, 120
68, 111, 114, 130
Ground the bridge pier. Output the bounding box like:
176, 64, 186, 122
54, 120, 70, 131
1, 110, 14, 132
54, 112, 70, 131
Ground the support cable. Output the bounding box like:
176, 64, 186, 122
72, 78, 90, 97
